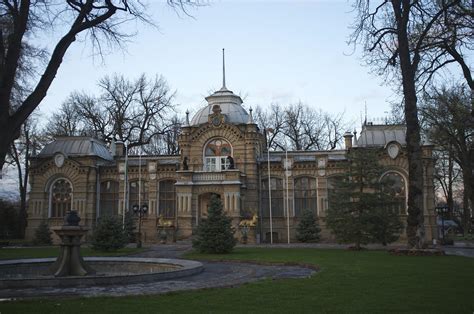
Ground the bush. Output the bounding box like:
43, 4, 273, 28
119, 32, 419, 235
192, 195, 237, 253
33, 220, 52, 245
296, 209, 321, 243
91, 215, 128, 251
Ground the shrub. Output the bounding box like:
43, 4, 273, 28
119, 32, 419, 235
296, 209, 321, 243
33, 220, 52, 245
91, 215, 128, 251
192, 195, 237, 253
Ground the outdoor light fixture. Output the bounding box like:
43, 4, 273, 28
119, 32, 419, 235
133, 203, 148, 248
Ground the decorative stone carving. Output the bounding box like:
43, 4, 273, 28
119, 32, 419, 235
387, 143, 400, 159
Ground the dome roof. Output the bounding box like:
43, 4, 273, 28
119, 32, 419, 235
38, 137, 113, 160
356, 124, 406, 147
190, 87, 249, 126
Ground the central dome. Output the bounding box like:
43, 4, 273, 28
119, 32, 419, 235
190, 87, 249, 126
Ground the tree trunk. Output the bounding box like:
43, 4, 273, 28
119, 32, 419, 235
462, 166, 473, 233
394, 0, 425, 249
447, 150, 454, 217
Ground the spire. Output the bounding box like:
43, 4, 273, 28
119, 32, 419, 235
247, 107, 254, 124
185, 110, 190, 126
222, 48, 226, 89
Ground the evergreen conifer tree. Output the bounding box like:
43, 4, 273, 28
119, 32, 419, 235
296, 209, 321, 242
326, 148, 403, 249
33, 220, 53, 245
91, 215, 128, 251
192, 195, 237, 254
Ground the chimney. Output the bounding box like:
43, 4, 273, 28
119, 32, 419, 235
343, 131, 353, 150
115, 140, 124, 157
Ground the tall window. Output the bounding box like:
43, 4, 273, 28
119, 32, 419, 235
261, 177, 284, 217
381, 172, 407, 214
129, 180, 148, 212
204, 138, 232, 171
100, 181, 119, 217
294, 177, 317, 217
50, 179, 72, 218
159, 180, 176, 218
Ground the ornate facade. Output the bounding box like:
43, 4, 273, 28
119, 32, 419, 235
26, 82, 437, 244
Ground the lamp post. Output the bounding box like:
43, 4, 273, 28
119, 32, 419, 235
133, 203, 148, 248
266, 128, 274, 244
436, 205, 448, 244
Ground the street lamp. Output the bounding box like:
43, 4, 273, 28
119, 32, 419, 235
133, 203, 148, 248
436, 205, 448, 244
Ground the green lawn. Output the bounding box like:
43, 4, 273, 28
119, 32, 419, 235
0, 246, 144, 260
1, 248, 473, 313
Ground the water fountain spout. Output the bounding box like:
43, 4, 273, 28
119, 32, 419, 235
49, 210, 95, 277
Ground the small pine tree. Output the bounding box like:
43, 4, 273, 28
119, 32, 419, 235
192, 195, 237, 254
91, 215, 128, 251
326, 148, 402, 249
33, 220, 52, 245
296, 209, 321, 242
368, 205, 404, 246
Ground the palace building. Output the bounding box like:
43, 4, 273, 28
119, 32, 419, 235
25, 75, 437, 244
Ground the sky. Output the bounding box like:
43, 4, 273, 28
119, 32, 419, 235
37, 0, 397, 127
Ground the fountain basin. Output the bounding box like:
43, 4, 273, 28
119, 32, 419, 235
0, 257, 203, 289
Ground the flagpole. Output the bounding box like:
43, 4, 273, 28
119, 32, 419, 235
266, 128, 274, 244
286, 147, 290, 244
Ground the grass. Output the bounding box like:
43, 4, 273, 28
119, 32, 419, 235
1, 247, 473, 313
0, 246, 144, 260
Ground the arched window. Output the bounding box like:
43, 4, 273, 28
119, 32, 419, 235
294, 177, 317, 217
381, 172, 407, 214
204, 138, 233, 171
159, 180, 176, 218
129, 180, 148, 213
100, 181, 119, 217
50, 178, 72, 218
261, 177, 284, 217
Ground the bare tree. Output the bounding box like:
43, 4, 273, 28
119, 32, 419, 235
143, 114, 182, 155
254, 104, 286, 150
422, 84, 473, 231
255, 103, 347, 151
6, 116, 41, 237
0, 1, 198, 174
44, 97, 92, 139
46, 73, 176, 151
350, 0, 472, 248
433, 148, 462, 215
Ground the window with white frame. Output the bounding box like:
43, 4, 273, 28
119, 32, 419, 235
204, 138, 232, 171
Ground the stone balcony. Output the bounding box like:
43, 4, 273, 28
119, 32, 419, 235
176, 169, 242, 186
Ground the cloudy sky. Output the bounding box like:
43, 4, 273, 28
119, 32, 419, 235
2, 0, 399, 198
38, 0, 397, 125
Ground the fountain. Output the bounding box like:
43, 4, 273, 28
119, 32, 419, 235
0, 211, 203, 289
49, 210, 95, 276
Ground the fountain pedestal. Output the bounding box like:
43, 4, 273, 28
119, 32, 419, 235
50, 211, 95, 277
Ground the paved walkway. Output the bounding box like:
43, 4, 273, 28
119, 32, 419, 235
0, 244, 315, 300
